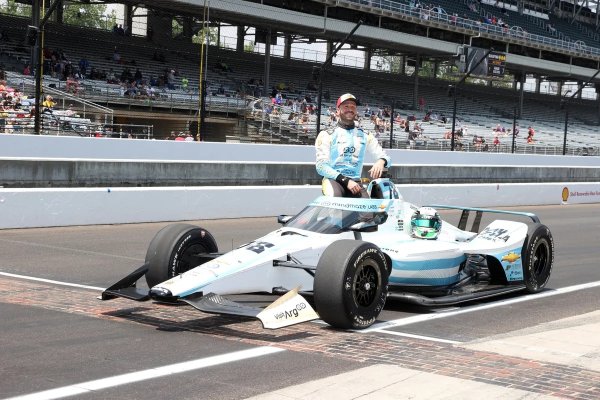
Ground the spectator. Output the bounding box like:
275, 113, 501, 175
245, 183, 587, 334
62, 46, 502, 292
78, 57, 89, 77
181, 77, 189, 92
42, 95, 55, 113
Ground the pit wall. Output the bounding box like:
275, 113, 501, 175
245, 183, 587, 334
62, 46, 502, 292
1, 135, 599, 229
1, 183, 599, 229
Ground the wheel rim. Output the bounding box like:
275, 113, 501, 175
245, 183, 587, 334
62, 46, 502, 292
532, 239, 550, 278
174, 243, 208, 275
353, 259, 380, 307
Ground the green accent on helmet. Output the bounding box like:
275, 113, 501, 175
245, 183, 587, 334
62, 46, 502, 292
411, 207, 442, 240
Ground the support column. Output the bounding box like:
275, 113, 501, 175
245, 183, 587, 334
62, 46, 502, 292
364, 47, 372, 71
535, 76, 541, 94
263, 28, 271, 98
182, 17, 193, 40
400, 55, 406, 75
284, 34, 292, 59
518, 73, 525, 118
236, 26, 245, 52
557, 80, 563, 97
55, 0, 63, 24
413, 55, 420, 110
124, 4, 133, 35
327, 40, 334, 59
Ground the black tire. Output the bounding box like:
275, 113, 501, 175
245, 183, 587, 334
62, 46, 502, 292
314, 240, 389, 330
521, 223, 554, 293
144, 224, 218, 288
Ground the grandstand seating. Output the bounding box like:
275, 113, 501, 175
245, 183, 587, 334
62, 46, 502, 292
0, 10, 598, 155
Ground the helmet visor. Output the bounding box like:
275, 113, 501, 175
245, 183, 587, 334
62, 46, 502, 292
413, 219, 438, 228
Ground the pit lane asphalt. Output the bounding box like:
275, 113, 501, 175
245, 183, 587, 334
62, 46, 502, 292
0, 203, 599, 399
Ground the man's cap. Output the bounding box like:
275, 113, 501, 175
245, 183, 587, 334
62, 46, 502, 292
337, 93, 357, 108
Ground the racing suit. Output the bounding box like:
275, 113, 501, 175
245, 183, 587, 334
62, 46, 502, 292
316, 122, 391, 197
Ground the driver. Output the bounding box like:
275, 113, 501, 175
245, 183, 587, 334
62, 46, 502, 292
316, 93, 391, 198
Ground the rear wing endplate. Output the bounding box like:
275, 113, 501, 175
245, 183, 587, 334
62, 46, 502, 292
427, 205, 540, 233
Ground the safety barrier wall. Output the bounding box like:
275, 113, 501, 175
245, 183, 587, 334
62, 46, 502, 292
2, 134, 600, 166
2, 160, 600, 187
1, 183, 599, 229
1, 135, 599, 228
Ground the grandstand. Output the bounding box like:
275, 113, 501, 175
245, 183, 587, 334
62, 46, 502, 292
0, 0, 599, 155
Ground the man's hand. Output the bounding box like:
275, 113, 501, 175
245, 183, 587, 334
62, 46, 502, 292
346, 179, 362, 195
369, 159, 386, 179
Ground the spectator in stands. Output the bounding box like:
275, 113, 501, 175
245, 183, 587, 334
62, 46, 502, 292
78, 57, 89, 77
134, 68, 143, 84
66, 76, 79, 95
167, 70, 175, 90
113, 48, 121, 64
42, 95, 55, 113
107, 69, 118, 84
527, 126, 535, 144
181, 77, 189, 92
23, 65, 31, 76
315, 93, 390, 198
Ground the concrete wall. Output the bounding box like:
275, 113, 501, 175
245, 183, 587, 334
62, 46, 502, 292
1, 135, 600, 188
1, 182, 599, 229
1, 134, 599, 228
2, 134, 600, 166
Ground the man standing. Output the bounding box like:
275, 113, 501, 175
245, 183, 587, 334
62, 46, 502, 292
316, 93, 391, 197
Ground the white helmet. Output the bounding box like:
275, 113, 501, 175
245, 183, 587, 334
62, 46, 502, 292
411, 207, 442, 239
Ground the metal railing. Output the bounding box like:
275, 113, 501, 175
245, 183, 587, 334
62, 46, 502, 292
341, 0, 600, 57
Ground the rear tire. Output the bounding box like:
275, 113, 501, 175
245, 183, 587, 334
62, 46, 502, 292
522, 223, 554, 293
145, 224, 218, 288
314, 240, 389, 329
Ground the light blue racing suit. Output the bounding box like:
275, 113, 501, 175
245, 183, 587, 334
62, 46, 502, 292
316, 124, 391, 181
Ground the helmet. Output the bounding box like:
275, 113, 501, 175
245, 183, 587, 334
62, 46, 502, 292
411, 207, 441, 239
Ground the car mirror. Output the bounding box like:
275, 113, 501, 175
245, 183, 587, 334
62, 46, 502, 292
348, 221, 378, 233
277, 215, 293, 224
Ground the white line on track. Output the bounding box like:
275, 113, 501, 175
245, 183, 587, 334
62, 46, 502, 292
362, 280, 600, 333
4, 271, 600, 345
0, 271, 105, 291
2, 346, 285, 400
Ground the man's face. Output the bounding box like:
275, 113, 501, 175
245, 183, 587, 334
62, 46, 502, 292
337, 100, 356, 124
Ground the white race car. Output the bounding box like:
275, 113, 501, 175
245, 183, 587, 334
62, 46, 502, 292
102, 178, 554, 330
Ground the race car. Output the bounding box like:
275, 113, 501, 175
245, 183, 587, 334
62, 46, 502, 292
102, 177, 554, 330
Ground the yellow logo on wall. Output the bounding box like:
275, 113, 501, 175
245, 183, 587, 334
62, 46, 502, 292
562, 187, 569, 203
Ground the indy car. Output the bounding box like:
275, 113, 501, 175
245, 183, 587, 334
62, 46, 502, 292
102, 177, 554, 330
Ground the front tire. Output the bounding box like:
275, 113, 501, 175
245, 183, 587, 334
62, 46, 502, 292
145, 224, 218, 288
522, 223, 554, 293
314, 240, 389, 329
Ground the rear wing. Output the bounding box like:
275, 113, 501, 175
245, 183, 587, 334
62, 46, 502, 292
426, 205, 540, 233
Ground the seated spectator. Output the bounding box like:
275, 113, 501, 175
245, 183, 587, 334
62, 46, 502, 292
42, 95, 55, 113
181, 77, 189, 92
113, 49, 121, 64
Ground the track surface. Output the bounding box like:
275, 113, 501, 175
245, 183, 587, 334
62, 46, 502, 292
1, 203, 599, 399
